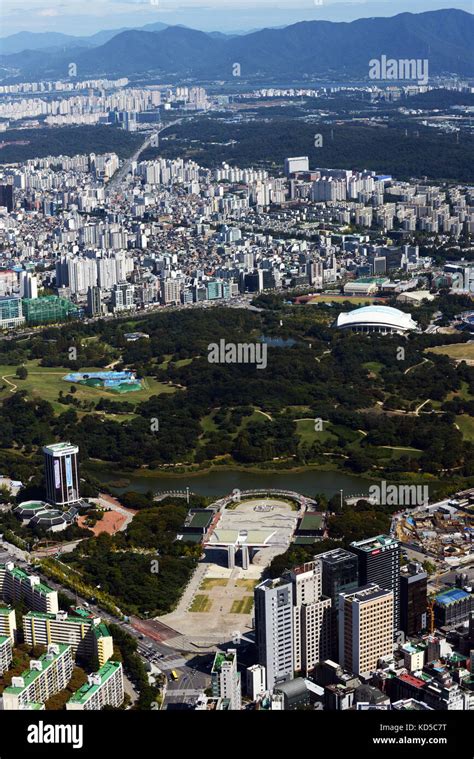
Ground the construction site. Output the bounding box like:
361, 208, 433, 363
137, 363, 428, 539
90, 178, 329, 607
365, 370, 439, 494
393, 490, 474, 566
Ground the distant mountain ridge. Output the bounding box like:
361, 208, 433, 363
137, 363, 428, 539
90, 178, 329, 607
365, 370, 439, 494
0, 22, 170, 55
0, 10, 472, 80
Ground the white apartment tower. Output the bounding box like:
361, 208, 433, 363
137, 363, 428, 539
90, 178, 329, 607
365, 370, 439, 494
254, 579, 294, 692
285, 560, 332, 675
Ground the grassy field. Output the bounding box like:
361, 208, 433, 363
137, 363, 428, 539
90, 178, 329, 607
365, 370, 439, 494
199, 578, 228, 590
447, 381, 473, 402
0, 360, 177, 414
296, 418, 336, 445
189, 594, 213, 612
456, 415, 474, 441
235, 579, 258, 590
376, 446, 423, 460
426, 343, 474, 362
362, 361, 385, 376
230, 597, 254, 614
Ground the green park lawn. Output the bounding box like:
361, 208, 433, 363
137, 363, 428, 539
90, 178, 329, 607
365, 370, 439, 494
230, 597, 254, 614
296, 418, 336, 445
0, 360, 177, 414
199, 578, 228, 590
189, 594, 212, 612
426, 343, 474, 362
455, 415, 474, 442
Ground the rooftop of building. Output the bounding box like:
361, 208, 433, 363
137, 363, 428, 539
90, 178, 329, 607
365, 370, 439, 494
393, 699, 432, 710
344, 583, 391, 603
435, 587, 471, 605
298, 514, 323, 531
24, 610, 106, 633
15, 501, 47, 511
187, 511, 213, 529
274, 678, 308, 697
350, 534, 398, 552
67, 661, 121, 704
3, 644, 71, 695
211, 650, 236, 673
42, 441, 78, 455
255, 577, 291, 592
0, 564, 55, 597
398, 672, 425, 689
319, 548, 358, 565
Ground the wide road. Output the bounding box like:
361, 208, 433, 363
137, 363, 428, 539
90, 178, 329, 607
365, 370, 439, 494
1, 547, 210, 705
107, 119, 182, 191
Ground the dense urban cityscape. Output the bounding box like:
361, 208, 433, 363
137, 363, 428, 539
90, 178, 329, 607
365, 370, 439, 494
0, 0, 472, 754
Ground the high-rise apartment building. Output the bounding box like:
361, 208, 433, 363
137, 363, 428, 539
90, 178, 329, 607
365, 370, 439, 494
338, 584, 394, 676
350, 535, 400, 636
320, 548, 360, 608
284, 560, 332, 674
23, 609, 113, 667
66, 661, 123, 711
319, 548, 360, 658
254, 579, 294, 691
0, 606, 17, 643
400, 562, 427, 636
19, 272, 38, 299
0, 635, 12, 675
112, 282, 134, 311
0, 563, 58, 614
86, 285, 102, 317
43, 442, 80, 507
0, 183, 14, 212
211, 649, 241, 710
2, 644, 73, 710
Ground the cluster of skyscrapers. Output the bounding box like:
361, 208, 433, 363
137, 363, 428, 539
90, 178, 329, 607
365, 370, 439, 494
254, 537, 423, 689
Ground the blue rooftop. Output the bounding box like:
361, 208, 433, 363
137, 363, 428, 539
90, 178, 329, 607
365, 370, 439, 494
435, 588, 470, 605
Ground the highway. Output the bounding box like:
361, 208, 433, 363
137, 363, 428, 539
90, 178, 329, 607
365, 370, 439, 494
106, 119, 182, 192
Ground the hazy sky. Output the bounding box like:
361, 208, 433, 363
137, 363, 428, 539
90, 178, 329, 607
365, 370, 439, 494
0, 0, 472, 36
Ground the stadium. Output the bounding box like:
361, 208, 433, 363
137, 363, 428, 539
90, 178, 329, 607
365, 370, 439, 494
335, 305, 419, 335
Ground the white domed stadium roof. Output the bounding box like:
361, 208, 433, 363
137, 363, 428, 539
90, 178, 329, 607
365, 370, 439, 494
335, 305, 418, 333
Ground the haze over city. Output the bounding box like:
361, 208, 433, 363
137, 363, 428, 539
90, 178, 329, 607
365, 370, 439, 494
1, 0, 473, 35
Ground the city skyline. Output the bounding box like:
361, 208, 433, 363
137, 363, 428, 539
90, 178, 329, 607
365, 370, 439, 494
0, 0, 472, 736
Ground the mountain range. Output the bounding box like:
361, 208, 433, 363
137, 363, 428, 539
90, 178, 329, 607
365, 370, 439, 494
0, 10, 472, 81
